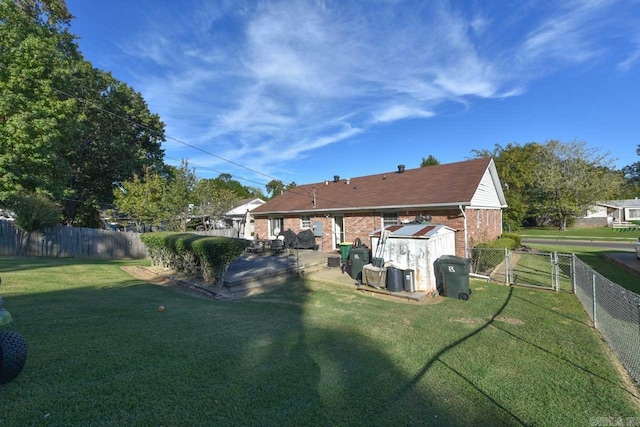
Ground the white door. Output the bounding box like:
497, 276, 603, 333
333, 216, 345, 250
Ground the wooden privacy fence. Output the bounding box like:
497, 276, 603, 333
0, 221, 244, 260
0, 221, 148, 259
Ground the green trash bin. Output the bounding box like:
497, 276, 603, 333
435, 255, 471, 300
339, 243, 353, 262
347, 246, 370, 281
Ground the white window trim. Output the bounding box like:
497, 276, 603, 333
382, 212, 398, 227
626, 208, 640, 221
300, 215, 311, 229
269, 217, 284, 237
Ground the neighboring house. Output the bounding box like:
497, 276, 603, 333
226, 198, 266, 238
574, 205, 611, 227
251, 158, 507, 257
582, 199, 640, 228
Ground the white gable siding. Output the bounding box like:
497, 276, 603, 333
227, 199, 265, 216
470, 169, 501, 208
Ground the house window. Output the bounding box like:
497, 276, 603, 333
269, 217, 284, 236
301, 215, 311, 228
628, 208, 640, 220
382, 212, 398, 227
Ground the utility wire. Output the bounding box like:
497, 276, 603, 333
0, 62, 355, 208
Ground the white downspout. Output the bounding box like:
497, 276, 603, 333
459, 205, 468, 258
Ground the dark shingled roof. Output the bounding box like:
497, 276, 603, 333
253, 158, 493, 214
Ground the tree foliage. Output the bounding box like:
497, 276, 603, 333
12, 193, 61, 233
420, 155, 440, 167
192, 179, 239, 231
621, 145, 640, 197
0, 0, 165, 226
473, 140, 622, 230
265, 179, 296, 199
164, 160, 196, 232
11, 191, 61, 256
113, 168, 167, 231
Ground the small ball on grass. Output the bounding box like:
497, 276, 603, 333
157, 305, 165, 312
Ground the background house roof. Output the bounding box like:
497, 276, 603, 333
598, 199, 640, 209
253, 158, 499, 214
226, 198, 266, 216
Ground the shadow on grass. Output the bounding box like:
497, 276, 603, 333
512, 294, 590, 326
489, 322, 640, 400
0, 256, 146, 274
1, 260, 637, 425
0, 262, 527, 426
386, 287, 528, 426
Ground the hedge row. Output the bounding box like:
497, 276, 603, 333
475, 233, 522, 251
471, 233, 523, 274
140, 233, 251, 283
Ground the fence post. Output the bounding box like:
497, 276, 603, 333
504, 247, 509, 285
554, 251, 559, 292
572, 254, 576, 294
592, 273, 597, 328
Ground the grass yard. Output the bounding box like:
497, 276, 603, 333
1, 257, 639, 425
518, 227, 639, 241
524, 243, 640, 294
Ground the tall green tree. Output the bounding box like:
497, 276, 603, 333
164, 160, 196, 231
474, 140, 623, 230
531, 140, 622, 230
621, 145, 640, 197
420, 155, 440, 167
192, 179, 239, 231
0, 0, 165, 225
113, 168, 167, 232
265, 180, 285, 198
473, 143, 545, 230
264, 180, 296, 199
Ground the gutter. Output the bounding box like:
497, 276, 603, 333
253, 202, 472, 216
459, 204, 468, 258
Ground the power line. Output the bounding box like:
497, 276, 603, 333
0, 62, 355, 208
0, 62, 285, 186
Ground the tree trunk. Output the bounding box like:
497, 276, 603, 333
559, 216, 567, 231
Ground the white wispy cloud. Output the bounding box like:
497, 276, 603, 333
112, 0, 633, 183
618, 32, 640, 71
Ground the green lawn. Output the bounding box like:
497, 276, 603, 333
524, 243, 640, 294
518, 226, 639, 241
1, 257, 638, 425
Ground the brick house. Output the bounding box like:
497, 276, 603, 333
251, 158, 507, 257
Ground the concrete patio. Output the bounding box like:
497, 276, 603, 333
223, 248, 431, 301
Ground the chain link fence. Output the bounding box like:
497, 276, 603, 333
470, 248, 508, 284
574, 257, 640, 385
471, 247, 640, 385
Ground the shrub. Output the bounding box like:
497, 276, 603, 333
501, 233, 522, 248
140, 232, 250, 284
12, 194, 61, 233
490, 237, 518, 250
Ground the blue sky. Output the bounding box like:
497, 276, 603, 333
66, 0, 640, 190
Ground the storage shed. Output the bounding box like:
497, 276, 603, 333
370, 224, 456, 293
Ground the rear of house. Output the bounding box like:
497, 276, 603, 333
252, 158, 507, 257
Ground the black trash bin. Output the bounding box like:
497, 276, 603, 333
435, 255, 471, 300
386, 267, 403, 292
347, 246, 370, 281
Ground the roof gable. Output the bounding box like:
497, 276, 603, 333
226, 198, 266, 216
470, 159, 507, 207
253, 158, 500, 214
